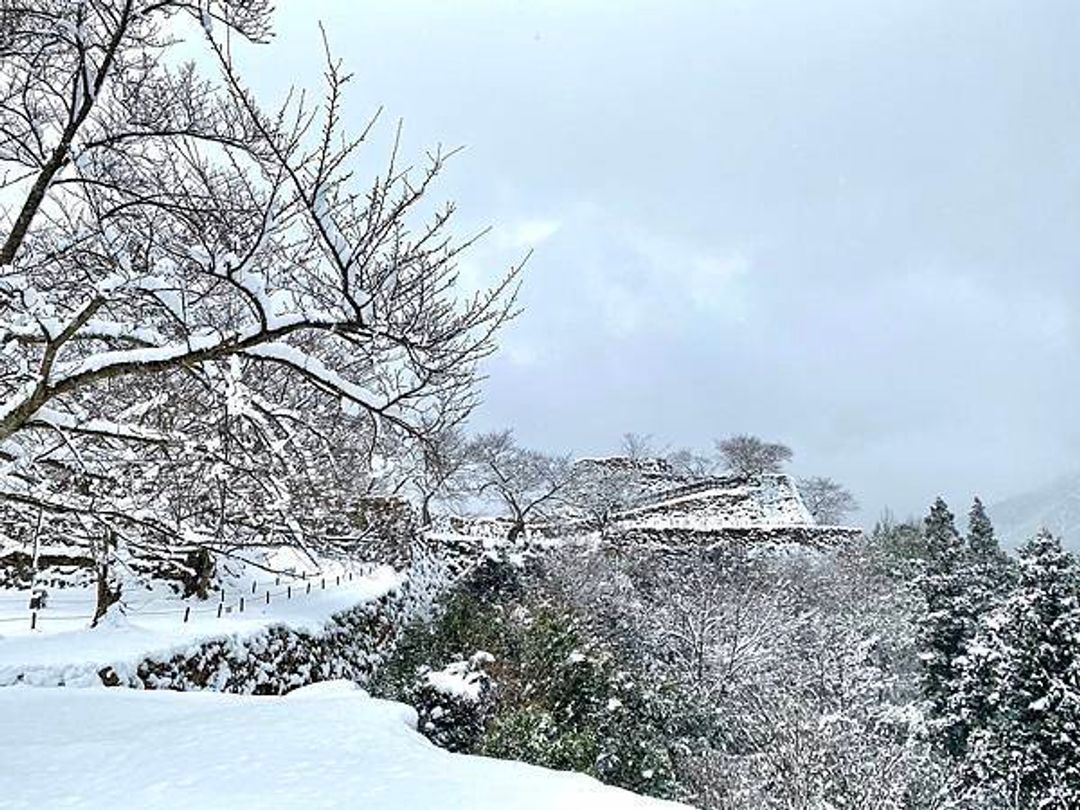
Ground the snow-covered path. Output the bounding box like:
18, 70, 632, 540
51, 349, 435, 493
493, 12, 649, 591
0, 682, 688, 810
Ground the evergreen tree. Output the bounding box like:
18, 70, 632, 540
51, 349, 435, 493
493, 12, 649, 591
964, 497, 1012, 610
966, 497, 1011, 587
917, 498, 971, 756
957, 532, 1080, 808
941, 498, 1013, 761
963, 494, 1010, 596
924, 498, 962, 564
966, 498, 996, 558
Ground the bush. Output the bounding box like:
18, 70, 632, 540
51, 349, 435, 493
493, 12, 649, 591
370, 553, 680, 799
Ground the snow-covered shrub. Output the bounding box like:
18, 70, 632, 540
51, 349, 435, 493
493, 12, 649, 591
478, 606, 679, 799
107, 593, 402, 694
370, 552, 680, 799
412, 652, 496, 751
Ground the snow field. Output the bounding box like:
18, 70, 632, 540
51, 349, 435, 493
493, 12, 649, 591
0, 681, 688, 809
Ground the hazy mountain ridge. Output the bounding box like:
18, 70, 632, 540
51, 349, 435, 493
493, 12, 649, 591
989, 472, 1080, 549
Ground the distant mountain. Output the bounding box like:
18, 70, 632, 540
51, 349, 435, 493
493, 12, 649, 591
989, 472, 1080, 550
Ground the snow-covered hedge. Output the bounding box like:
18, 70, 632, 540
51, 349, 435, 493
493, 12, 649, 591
107, 592, 401, 694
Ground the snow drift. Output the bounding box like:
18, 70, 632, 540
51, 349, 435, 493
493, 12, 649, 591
0, 681, 688, 810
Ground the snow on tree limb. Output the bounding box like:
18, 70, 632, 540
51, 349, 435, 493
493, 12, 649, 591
0, 1, 520, 585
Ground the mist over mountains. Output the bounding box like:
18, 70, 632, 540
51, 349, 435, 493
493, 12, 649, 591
990, 472, 1080, 550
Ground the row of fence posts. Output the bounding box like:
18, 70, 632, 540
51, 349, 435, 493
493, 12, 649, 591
25, 570, 356, 630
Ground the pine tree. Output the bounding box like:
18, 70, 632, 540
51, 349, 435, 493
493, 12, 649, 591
942, 499, 1012, 761
916, 497, 971, 756
965, 497, 1012, 607
966, 498, 996, 559
957, 532, 1080, 808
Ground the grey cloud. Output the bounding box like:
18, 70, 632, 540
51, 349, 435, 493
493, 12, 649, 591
243, 0, 1080, 522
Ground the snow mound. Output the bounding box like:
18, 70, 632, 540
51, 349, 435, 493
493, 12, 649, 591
0, 683, 688, 810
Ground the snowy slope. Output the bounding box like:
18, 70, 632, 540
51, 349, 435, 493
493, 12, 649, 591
990, 471, 1080, 550
0, 682, 688, 810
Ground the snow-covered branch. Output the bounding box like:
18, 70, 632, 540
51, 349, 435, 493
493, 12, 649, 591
0, 0, 520, 594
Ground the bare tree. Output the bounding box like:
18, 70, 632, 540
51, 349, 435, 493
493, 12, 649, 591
467, 430, 573, 541
564, 461, 639, 529
798, 476, 859, 525
649, 558, 777, 702
620, 432, 655, 460
0, 1, 519, 614
411, 426, 471, 526
665, 447, 715, 479
715, 434, 793, 477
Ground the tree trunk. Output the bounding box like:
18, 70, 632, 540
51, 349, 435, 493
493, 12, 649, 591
27, 506, 44, 610
507, 519, 525, 543
91, 530, 120, 626
183, 547, 215, 599
420, 493, 433, 527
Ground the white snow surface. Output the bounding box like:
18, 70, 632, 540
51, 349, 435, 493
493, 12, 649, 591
0, 682, 687, 810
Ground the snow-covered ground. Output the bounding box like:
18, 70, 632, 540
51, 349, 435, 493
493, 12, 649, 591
0, 551, 689, 809
0, 561, 402, 685
0, 681, 686, 810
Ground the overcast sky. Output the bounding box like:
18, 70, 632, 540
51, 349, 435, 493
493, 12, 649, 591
239, 0, 1080, 523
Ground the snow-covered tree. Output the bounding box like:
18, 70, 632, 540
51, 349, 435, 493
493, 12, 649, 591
409, 426, 472, 527
912, 498, 1016, 759
966, 498, 996, 558
664, 447, 714, 479
619, 432, 655, 460
964, 497, 1012, 611
797, 475, 859, 525
0, 1, 518, 611
965, 497, 1011, 590
916, 497, 972, 756
956, 531, 1080, 808
714, 434, 792, 477
467, 431, 573, 541
563, 461, 640, 529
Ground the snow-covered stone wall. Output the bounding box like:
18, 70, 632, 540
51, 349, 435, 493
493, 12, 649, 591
604, 474, 858, 549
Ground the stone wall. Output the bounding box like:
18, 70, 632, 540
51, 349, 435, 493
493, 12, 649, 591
603, 524, 864, 556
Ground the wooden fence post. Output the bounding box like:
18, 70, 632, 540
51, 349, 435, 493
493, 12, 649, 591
240, 596, 245, 613
217, 603, 223, 619
30, 611, 36, 630
183, 607, 190, 623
